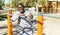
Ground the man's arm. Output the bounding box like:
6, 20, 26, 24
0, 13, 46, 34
11, 12, 19, 22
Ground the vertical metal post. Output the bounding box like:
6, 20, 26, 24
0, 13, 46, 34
37, 15, 43, 35
7, 10, 12, 35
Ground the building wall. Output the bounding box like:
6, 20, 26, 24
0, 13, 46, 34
38, 1, 59, 13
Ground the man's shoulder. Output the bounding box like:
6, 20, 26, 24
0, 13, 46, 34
14, 11, 20, 14
25, 11, 30, 14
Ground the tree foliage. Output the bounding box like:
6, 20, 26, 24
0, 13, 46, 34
0, 0, 4, 9
12, 0, 36, 8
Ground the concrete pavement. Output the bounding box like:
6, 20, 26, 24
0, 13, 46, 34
43, 16, 60, 35
43, 13, 60, 18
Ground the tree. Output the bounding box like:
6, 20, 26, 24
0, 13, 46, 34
0, 0, 4, 10
12, 0, 36, 8
25, 0, 36, 7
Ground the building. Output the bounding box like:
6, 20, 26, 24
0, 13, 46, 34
38, 0, 60, 13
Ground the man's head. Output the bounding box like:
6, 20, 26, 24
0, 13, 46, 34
17, 3, 24, 13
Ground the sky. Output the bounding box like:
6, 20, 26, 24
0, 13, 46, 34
5, 0, 12, 4
5, 0, 9, 4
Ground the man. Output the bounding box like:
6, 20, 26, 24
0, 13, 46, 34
11, 3, 33, 35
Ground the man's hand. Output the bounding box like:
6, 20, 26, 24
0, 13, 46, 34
28, 13, 33, 19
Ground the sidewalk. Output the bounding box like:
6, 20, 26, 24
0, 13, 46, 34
43, 13, 60, 18
43, 16, 60, 35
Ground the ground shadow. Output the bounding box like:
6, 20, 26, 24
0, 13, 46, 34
43, 33, 45, 35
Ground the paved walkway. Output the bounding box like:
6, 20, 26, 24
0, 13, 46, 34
43, 16, 60, 35
43, 13, 60, 18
